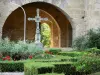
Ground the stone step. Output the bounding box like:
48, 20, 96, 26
44, 47, 73, 51
60, 48, 73, 51
0, 72, 24, 75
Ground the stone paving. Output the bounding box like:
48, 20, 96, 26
0, 72, 24, 75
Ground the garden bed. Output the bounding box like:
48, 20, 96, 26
0, 39, 100, 75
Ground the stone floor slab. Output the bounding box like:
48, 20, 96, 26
0, 72, 24, 75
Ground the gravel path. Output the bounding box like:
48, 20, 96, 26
0, 72, 24, 75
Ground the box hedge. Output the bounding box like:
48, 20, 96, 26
24, 62, 74, 75
24, 62, 54, 75
58, 51, 86, 57
0, 61, 24, 72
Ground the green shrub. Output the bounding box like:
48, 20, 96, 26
87, 47, 100, 55
0, 38, 14, 56
49, 48, 61, 54
87, 29, 100, 49
0, 61, 24, 72
73, 35, 88, 50
27, 43, 43, 55
0, 38, 43, 60
74, 53, 100, 73
73, 28, 100, 50
41, 23, 50, 47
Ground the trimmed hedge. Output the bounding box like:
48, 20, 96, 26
53, 64, 72, 73
58, 51, 87, 57
49, 48, 61, 54
39, 73, 64, 75
0, 61, 24, 72
34, 55, 78, 63
24, 62, 54, 75
24, 62, 74, 75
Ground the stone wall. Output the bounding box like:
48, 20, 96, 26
85, 0, 100, 30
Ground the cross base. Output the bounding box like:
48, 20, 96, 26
35, 41, 43, 49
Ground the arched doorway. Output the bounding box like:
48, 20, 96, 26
2, 2, 72, 48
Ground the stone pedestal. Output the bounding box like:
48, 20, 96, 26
35, 42, 43, 49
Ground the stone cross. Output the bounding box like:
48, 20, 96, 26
28, 8, 48, 49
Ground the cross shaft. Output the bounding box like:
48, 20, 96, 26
28, 8, 48, 49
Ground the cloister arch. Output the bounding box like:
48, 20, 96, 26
2, 2, 72, 47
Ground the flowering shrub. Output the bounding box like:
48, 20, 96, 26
2, 56, 11, 61
29, 55, 33, 59
0, 38, 44, 60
